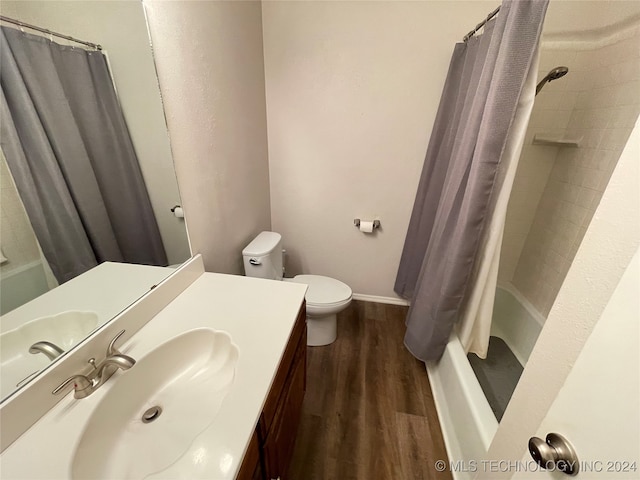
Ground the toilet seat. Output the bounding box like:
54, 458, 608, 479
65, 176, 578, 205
286, 274, 352, 345
289, 275, 352, 307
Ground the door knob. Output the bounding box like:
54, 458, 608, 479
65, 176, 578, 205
528, 433, 579, 476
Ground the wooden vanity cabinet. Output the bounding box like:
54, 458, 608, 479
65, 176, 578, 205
238, 429, 263, 480
237, 303, 306, 480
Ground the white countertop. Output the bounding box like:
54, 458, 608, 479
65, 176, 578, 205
0, 272, 307, 479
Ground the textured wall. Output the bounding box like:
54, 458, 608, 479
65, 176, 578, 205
262, 0, 497, 299
516, 248, 639, 478
144, 0, 271, 275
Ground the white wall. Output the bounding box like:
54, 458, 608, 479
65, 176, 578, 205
0, 0, 190, 265
144, 0, 271, 275
262, 0, 497, 299
514, 248, 639, 479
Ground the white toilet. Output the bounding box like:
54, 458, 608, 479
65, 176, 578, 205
242, 231, 352, 346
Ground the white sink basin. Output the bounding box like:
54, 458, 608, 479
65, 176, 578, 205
71, 328, 239, 479
0, 311, 99, 398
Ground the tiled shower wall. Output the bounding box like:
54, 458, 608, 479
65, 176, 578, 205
507, 26, 640, 317
497, 50, 579, 285
0, 153, 41, 274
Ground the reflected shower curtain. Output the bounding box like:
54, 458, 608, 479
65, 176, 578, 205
394, 0, 548, 361
0, 27, 167, 283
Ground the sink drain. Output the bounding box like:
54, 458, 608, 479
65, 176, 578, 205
141, 406, 163, 423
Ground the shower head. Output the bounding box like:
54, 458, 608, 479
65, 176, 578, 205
547, 66, 569, 80
535, 66, 569, 96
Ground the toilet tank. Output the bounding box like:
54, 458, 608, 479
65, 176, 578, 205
242, 231, 283, 280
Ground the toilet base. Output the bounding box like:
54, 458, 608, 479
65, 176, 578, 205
306, 313, 337, 346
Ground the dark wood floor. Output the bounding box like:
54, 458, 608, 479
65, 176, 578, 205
288, 301, 452, 480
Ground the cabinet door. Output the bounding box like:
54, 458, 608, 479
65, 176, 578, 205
237, 428, 262, 480
260, 305, 306, 439
263, 334, 306, 480
252, 460, 264, 480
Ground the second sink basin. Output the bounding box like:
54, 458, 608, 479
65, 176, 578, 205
0, 311, 99, 398
71, 328, 239, 479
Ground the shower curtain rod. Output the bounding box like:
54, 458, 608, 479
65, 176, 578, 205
0, 15, 102, 50
463, 6, 501, 42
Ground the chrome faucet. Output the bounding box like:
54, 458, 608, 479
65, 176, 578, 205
52, 330, 135, 399
87, 351, 135, 389
29, 341, 65, 361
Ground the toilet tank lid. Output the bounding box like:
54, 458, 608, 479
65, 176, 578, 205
242, 231, 282, 256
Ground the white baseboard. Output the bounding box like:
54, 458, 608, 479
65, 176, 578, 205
352, 293, 410, 306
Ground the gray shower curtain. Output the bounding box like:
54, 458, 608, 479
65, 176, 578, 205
394, 0, 549, 361
0, 26, 167, 283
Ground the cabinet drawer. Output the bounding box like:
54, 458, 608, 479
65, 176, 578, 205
259, 303, 306, 439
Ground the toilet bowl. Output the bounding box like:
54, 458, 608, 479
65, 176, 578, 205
287, 275, 352, 346
242, 232, 352, 346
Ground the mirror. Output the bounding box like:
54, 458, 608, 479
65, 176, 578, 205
468, 1, 640, 422
0, 1, 190, 401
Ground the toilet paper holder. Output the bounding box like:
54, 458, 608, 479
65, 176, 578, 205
171, 205, 184, 218
354, 219, 381, 229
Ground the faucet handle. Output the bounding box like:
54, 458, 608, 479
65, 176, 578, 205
52, 374, 93, 398
107, 329, 127, 356
88, 358, 98, 371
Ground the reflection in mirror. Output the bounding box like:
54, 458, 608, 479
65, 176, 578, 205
0, 1, 190, 401
2, 311, 98, 398
0, 262, 175, 399
468, 2, 640, 422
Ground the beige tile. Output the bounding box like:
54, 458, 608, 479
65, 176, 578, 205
575, 188, 597, 208
573, 50, 595, 72
563, 69, 588, 92
569, 203, 589, 225
615, 80, 640, 106
591, 66, 614, 89
607, 104, 640, 129
613, 59, 640, 84
570, 166, 588, 186
579, 148, 598, 169
581, 168, 601, 189
615, 37, 640, 61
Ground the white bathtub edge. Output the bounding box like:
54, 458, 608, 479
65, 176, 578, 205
492, 284, 544, 365
426, 334, 498, 479
426, 360, 468, 480
499, 282, 545, 327
447, 336, 499, 447
351, 293, 410, 306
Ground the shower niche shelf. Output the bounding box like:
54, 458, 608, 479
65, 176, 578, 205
532, 133, 581, 148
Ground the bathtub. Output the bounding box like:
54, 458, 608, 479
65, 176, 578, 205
426, 284, 544, 479
0, 261, 50, 315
